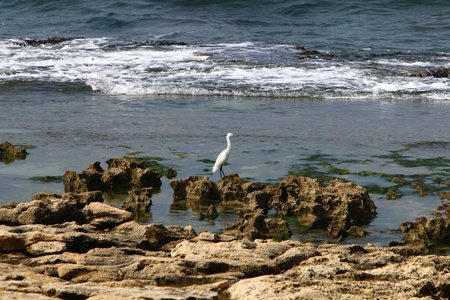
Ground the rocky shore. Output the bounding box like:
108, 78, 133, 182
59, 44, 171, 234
0, 154, 449, 299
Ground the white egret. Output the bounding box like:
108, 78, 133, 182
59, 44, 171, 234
212, 132, 234, 178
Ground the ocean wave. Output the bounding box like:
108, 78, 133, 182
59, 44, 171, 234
0, 38, 448, 100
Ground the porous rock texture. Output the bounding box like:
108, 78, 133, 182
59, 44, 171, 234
170, 174, 376, 240
400, 202, 450, 252
0, 185, 448, 299
63, 158, 162, 193
0, 218, 448, 299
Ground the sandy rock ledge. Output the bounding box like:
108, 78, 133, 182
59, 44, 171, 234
0, 216, 449, 299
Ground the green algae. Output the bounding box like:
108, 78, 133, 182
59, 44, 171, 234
28, 176, 64, 183
124, 155, 177, 179
287, 147, 450, 200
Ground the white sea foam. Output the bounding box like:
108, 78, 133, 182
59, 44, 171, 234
0, 38, 448, 100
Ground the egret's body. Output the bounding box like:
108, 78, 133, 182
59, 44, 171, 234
213, 133, 233, 178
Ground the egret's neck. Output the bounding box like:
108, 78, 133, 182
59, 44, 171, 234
226, 136, 231, 150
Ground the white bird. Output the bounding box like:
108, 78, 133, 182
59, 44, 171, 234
212, 132, 234, 178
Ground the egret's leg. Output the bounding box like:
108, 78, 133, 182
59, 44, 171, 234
220, 166, 225, 178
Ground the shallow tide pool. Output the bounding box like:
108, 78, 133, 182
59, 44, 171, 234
1, 91, 449, 250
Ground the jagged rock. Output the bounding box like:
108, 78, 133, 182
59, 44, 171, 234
217, 174, 265, 203
400, 204, 450, 252
222, 208, 291, 240
170, 175, 373, 240
32, 191, 104, 206
228, 244, 450, 300
267, 176, 376, 238
169, 176, 221, 201
63, 158, 162, 193
121, 188, 153, 213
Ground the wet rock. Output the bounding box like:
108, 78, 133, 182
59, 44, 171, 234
404, 68, 450, 78
20, 37, 82, 46
121, 187, 153, 213
63, 158, 162, 193
400, 204, 450, 252
0, 141, 28, 157
169, 176, 221, 202
0, 141, 28, 163
267, 176, 376, 238
201, 204, 219, 219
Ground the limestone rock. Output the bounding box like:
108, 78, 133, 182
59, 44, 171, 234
28, 241, 67, 256
0, 141, 28, 162
169, 176, 221, 201
82, 202, 134, 229
217, 174, 265, 203
267, 176, 376, 238
63, 158, 162, 193
400, 205, 450, 252
121, 188, 153, 213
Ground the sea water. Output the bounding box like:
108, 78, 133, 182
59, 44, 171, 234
0, 0, 449, 249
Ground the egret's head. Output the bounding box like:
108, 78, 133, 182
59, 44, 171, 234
227, 132, 234, 137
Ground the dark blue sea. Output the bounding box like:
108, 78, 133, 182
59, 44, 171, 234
0, 0, 449, 250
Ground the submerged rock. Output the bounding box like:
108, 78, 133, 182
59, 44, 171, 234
0, 141, 28, 163
400, 203, 450, 252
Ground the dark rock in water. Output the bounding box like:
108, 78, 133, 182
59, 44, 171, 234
0, 141, 28, 163
267, 176, 375, 238
169, 176, 221, 202
400, 203, 450, 252
166, 167, 178, 179
20, 37, 83, 46
63, 158, 162, 193
404, 68, 450, 78
122, 188, 153, 213
204, 205, 219, 219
